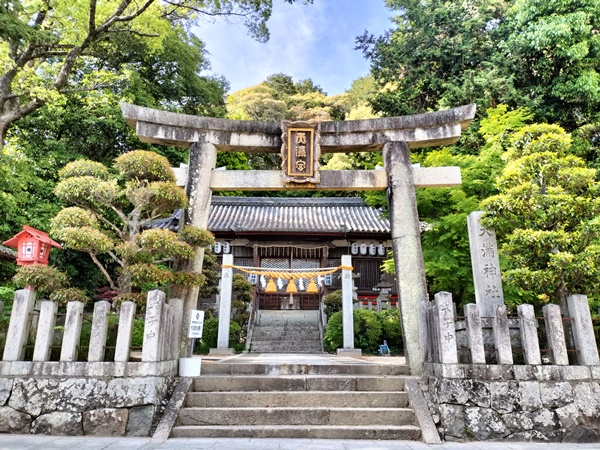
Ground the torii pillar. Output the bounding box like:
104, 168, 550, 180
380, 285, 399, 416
121, 102, 476, 374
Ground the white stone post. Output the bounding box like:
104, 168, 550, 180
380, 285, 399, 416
88, 300, 111, 362
168, 299, 184, 360
337, 255, 358, 354
3, 289, 36, 361
492, 304, 513, 364
517, 303, 541, 365
114, 301, 136, 362
142, 290, 166, 362
32, 301, 58, 362
464, 304, 485, 364
467, 211, 504, 317
172, 141, 217, 357
384, 142, 428, 375
216, 254, 233, 351
60, 301, 84, 362
434, 292, 458, 364
567, 294, 600, 366
543, 303, 568, 365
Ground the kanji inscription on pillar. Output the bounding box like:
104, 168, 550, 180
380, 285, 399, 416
281, 120, 321, 184
467, 211, 505, 317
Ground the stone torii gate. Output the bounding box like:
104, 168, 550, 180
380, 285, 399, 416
121, 102, 476, 375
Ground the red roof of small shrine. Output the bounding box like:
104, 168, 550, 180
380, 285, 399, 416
2, 225, 62, 249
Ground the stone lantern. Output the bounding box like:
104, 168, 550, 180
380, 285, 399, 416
2, 225, 62, 266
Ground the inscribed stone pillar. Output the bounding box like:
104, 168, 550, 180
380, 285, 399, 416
467, 211, 504, 317
217, 254, 233, 350
383, 142, 427, 375
3, 289, 35, 361
341, 255, 354, 350
142, 290, 166, 362
172, 141, 217, 357
434, 292, 458, 364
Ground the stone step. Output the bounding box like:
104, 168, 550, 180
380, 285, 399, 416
257, 311, 319, 325
200, 362, 410, 376
170, 424, 422, 440
250, 342, 322, 353
186, 391, 410, 408
252, 326, 320, 334
178, 407, 416, 426
251, 331, 320, 340
193, 375, 406, 392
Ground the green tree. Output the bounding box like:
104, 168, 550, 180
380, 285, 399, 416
49, 151, 214, 300
357, 0, 513, 117
501, 0, 600, 128
0, 0, 311, 142
482, 124, 600, 312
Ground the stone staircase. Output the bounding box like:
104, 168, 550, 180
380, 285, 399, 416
170, 359, 422, 440
250, 310, 322, 353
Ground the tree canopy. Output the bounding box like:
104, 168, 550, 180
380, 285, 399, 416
0, 0, 311, 142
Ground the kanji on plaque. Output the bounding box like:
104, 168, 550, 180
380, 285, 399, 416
281, 120, 321, 184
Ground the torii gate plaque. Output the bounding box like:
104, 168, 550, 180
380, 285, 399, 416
121, 102, 476, 375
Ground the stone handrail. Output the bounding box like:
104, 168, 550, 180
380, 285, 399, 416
422, 292, 600, 367
0, 289, 181, 377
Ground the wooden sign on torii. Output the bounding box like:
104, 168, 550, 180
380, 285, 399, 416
121, 102, 476, 375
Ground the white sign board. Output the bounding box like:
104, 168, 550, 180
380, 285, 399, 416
188, 310, 205, 339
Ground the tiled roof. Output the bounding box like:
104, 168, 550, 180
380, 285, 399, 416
151, 197, 390, 234
210, 197, 390, 234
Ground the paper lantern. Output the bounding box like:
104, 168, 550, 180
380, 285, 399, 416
3, 225, 61, 266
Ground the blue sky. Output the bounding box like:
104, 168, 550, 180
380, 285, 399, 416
194, 1, 394, 96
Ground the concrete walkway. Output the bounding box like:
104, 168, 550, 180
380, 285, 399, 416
0, 435, 599, 449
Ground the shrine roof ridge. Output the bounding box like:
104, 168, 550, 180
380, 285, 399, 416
211, 196, 368, 207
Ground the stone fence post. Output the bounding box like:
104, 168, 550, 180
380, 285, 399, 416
543, 303, 569, 365
517, 303, 541, 365
567, 294, 600, 366
142, 290, 167, 362
492, 304, 513, 364
114, 301, 137, 363
433, 292, 458, 364
464, 303, 485, 364
3, 289, 35, 361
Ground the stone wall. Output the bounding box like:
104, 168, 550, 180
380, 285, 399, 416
0, 376, 174, 436
423, 363, 600, 443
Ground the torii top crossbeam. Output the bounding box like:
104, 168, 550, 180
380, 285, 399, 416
121, 103, 475, 152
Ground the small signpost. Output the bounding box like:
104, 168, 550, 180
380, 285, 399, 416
179, 309, 204, 377
187, 309, 205, 357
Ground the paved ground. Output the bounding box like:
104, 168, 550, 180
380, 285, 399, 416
0, 436, 599, 450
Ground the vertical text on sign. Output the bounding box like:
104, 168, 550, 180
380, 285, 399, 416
287, 128, 314, 177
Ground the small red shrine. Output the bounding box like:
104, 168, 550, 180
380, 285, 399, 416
2, 225, 62, 266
